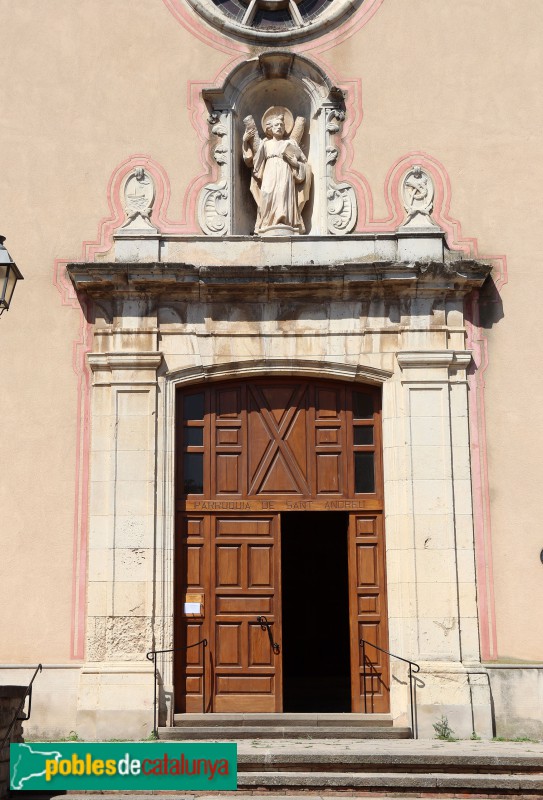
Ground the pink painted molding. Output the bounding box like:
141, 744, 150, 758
54, 258, 91, 661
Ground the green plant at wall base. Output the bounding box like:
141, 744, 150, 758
493, 736, 540, 743
470, 731, 481, 740
433, 715, 456, 741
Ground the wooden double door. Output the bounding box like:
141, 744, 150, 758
174, 379, 389, 713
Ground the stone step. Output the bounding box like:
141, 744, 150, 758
160, 725, 411, 740
237, 749, 543, 773
237, 770, 543, 792
172, 712, 393, 728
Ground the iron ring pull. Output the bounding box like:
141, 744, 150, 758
256, 615, 280, 655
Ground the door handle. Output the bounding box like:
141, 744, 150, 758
257, 615, 280, 654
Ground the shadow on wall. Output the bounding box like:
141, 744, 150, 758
465, 275, 504, 330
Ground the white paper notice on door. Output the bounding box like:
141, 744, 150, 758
184, 602, 201, 614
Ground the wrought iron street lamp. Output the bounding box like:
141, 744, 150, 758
0, 236, 23, 316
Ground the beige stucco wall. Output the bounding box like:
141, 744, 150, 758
0, 0, 542, 694
328, 1, 543, 662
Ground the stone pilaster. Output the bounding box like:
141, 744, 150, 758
384, 350, 492, 738
77, 349, 162, 740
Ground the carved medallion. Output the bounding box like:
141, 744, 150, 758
400, 165, 438, 227
119, 168, 156, 231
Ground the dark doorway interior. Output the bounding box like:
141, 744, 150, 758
281, 511, 351, 712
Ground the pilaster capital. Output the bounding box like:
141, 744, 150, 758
87, 351, 163, 386
87, 352, 163, 371
397, 350, 472, 370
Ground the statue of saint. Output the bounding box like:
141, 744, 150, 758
242, 106, 312, 236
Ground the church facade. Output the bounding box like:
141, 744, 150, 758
1, 0, 542, 740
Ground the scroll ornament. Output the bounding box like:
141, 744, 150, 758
327, 180, 357, 235
198, 111, 231, 236
325, 107, 357, 235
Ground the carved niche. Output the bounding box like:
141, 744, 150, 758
197, 53, 358, 237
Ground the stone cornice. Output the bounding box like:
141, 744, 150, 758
87, 352, 163, 371
397, 350, 472, 369
68, 259, 491, 300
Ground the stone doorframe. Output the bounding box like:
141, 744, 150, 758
69, 236, 494, 739
157, 353, 492, 735
159, 359, 391, 720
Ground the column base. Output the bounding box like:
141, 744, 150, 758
76, 661, 154, 740
412, 662, 493, 739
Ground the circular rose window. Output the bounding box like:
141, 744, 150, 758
184, 0, 363, 44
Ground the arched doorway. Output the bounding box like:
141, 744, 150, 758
174, 378, 389, 713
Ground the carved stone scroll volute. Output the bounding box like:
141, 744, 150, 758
198, 110, 231, 236
324, 103, 357, 235
327, 180, 357, 234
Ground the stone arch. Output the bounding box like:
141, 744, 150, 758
165, 357, 393, 388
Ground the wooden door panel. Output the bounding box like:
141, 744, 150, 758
175, 514, 210, 713
216, 453, 241, 494
349, 513, 390, 713
248, 622, 274, 666
316, 453, 342, 493
216, 623, 242, 665
247, 384, 310, 496
216, 596, 273, 614
217, 518, 271, 536
211, 514, 281, 712
216, 386, 241, 418
259, 451, 302, 494
313, 384, 345, 498
216, 545, 242, 586
248, 545, 272, 586
284, 407, 308, 476
315, 385, 342, 418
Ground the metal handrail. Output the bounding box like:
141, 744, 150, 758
360, 639, 420, 739
0, 664, 42, 753
256, 616, 280, 654
146, 640, 207, 738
